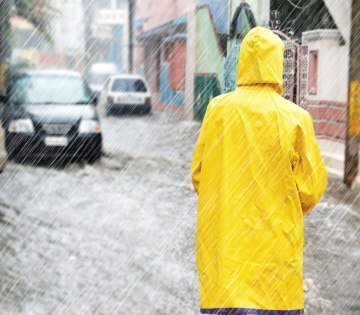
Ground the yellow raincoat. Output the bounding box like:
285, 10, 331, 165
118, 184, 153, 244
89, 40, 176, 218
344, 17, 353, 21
191, 27, 327, 315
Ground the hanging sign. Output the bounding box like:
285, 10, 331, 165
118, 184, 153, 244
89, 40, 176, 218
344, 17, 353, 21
349, 81, 360, 136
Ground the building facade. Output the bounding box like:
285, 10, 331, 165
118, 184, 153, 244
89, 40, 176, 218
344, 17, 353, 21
135, 0, 228, 117
135, 0, 191, 112
83, 0, 129, 73
134, 0, 282, 119
135, 0, 352, 142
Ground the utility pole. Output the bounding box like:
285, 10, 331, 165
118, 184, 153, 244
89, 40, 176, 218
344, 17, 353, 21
344, 0, 360, 188
0, 0, 11, 91
128, 0, 135, 73
83, 0, 94, 77
184, 0, 196, 120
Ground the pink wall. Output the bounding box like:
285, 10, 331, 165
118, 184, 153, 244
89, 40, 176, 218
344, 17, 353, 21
165, 40, 186, 90
136, 0, 194, 31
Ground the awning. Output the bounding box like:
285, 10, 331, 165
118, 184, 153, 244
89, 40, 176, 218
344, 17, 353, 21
137, 15, 187, 40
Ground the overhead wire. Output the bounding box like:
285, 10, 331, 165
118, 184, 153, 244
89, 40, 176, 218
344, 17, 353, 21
285, 0, 315, 10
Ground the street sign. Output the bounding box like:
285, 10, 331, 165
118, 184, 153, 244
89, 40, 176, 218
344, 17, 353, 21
349, 81, 360, 136
96, 9, 127, 25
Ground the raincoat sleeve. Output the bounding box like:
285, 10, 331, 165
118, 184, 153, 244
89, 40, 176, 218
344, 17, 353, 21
293, 112, 328, 215
191, 104, 212, 194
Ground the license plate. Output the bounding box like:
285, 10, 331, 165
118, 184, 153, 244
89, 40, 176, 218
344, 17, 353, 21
45, 136, 68, 147
117, 96, 142, 104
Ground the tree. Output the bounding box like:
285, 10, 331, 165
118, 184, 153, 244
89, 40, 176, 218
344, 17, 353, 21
270, 0, 336, 38
0, 0, 12, 62
0, 0, 52, 62
14, 0, 52, 39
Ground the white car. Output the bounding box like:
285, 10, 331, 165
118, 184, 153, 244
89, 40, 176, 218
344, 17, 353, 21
102, 74, 151, 115
88, 63, 118, 98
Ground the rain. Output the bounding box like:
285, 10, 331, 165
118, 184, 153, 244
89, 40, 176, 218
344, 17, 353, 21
0, 0, 359, 314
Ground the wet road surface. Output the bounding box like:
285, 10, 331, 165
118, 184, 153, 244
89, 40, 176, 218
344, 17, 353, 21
0, 111, 358, 314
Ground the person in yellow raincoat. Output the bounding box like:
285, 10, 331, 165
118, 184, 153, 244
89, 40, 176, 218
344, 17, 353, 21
191, 26, 327, 315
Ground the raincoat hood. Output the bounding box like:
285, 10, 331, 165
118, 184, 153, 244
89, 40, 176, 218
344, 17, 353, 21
237, 26, 285, 94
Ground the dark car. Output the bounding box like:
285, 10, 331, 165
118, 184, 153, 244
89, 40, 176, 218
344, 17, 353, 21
0, 70, 102, 163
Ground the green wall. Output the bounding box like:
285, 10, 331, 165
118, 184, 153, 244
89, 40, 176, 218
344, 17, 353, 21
195, 7, 223, 75
194, 74, 221, 121
194, 6, 223, 120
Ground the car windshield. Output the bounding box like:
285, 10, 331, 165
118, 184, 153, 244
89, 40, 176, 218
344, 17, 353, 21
88, 73, 110, 86
111, 78, 147, 92
10, 74, 92, 105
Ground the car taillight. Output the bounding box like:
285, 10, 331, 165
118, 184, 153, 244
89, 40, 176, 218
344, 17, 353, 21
107, 96, 114, 104
145, 97, 151, 105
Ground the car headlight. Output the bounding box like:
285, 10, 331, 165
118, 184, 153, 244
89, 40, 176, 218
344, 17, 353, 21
8, 119, 34, 134
79, 120, 101, 134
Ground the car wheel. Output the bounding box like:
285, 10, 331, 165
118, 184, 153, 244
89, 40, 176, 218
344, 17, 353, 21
0, 160, 6, 173
5, 139, 17, 161
86, 147, 102, 165
105, 106, 111, 117
9, 153, 23, 164
140, 105, 151, 115
7, 151, 15, 161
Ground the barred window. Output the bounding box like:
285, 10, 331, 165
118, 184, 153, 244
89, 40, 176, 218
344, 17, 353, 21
308, 50, 319, 95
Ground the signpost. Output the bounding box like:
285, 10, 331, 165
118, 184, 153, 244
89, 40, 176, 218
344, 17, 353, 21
344, 0, 360, 188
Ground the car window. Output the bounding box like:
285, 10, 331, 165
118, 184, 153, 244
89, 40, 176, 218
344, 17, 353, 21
9, 74, 92, 105
111, 78, 147, 93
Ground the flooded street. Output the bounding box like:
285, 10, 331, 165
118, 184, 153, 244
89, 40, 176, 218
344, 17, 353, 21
0, 111, 358, 315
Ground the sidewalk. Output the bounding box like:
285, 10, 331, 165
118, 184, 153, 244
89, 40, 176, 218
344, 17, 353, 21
319, 138, 360, 188
151, 92, 186, 117
151, 97, 359, 188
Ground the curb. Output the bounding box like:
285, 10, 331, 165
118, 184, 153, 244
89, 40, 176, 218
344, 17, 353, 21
326, 166, 360, 190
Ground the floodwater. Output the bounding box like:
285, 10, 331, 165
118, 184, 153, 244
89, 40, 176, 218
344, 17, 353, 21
0, 111, 358, 314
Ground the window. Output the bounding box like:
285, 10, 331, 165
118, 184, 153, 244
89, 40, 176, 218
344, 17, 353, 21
10, 74, 92, 105
308, 50, 319, 95
111, 78, 147, 92
164, 40, 186, 91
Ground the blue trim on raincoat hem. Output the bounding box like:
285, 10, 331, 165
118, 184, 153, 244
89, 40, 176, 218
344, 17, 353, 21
200, 308, 304, 315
